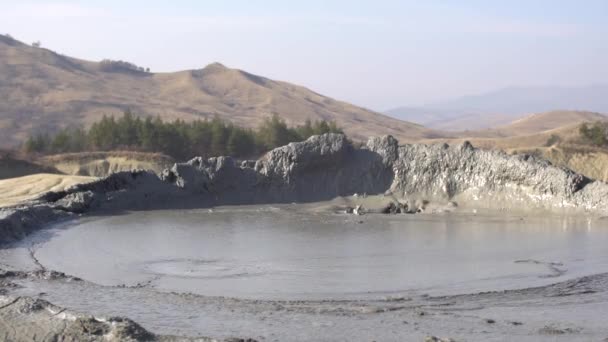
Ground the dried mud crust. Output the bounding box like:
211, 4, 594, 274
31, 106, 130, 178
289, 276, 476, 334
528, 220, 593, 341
1, 272, 607, 341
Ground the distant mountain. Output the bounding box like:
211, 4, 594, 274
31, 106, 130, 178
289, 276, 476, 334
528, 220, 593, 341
0, 34, 438, 149
386, 85, 608, 131
384, 107, 453, 126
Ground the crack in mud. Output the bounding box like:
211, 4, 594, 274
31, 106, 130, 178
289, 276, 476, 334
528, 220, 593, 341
0, 297, 20, 310
514, 259, 567, 278
28, 244, 47, 272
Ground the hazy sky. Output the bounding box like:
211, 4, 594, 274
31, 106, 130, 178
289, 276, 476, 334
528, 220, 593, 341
1, 0, 607, 109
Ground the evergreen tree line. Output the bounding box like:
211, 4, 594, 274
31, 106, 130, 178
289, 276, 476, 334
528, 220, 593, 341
24, 112, 343, 160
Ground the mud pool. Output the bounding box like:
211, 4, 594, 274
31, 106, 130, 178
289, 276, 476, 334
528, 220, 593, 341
2, 206, 608, 341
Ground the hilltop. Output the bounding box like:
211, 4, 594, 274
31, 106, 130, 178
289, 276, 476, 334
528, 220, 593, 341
0, 34, 438, 148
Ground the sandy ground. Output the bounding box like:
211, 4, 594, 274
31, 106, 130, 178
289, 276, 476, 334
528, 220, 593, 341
0, 173, 96, 207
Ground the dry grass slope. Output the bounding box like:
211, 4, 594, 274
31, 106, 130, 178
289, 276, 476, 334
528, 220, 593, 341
0, 35, 440, 148
0, 151, 173, 207
0, 173, 96, 208
498, 111, 607, 135
39, 151, 174, 177
449, 111, 607, 139
515, 145, 608, 183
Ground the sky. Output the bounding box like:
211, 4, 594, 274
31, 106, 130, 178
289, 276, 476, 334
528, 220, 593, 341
1, 0, 607, 110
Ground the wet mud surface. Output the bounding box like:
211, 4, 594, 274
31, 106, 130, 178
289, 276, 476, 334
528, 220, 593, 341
2, 207, 608, 341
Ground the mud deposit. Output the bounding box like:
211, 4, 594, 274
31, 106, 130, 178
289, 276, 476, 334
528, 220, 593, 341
2, 206, 608, 341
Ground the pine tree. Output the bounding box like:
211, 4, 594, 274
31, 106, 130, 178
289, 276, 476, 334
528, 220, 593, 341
23, 110, 343, 160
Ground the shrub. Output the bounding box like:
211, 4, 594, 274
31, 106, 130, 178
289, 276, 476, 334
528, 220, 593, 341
545, 134, 561, 147
579, 122, 608, 147
99, 59, 149, 73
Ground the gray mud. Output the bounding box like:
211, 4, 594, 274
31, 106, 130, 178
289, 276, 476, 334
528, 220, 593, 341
3, 134, 608, 341
10, 208, 608, 299
2, 207, 608, 341
3, 262, 608, 341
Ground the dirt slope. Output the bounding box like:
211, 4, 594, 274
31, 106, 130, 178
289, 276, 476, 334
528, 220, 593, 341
0, 153, 56, 180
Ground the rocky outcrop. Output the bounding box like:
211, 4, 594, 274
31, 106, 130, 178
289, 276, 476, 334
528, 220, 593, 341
162, 134, 394, 203
389, 141, 601, 211
163, 133, 608, 212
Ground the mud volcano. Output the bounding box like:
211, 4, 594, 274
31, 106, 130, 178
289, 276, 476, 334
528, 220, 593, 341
2, 134, 608, 341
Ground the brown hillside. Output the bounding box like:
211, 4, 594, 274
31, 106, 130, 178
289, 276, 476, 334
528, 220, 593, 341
453, 111, 607, 139
0, 35, 440, 148
497, 110, 607, 135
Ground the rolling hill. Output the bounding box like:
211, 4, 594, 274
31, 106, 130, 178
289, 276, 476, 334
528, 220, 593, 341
492, 110, 607, 136
424, 110, 606, 149
0, 34, 439, 148
459, 110, 608, 139
386, 85, 608, 131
